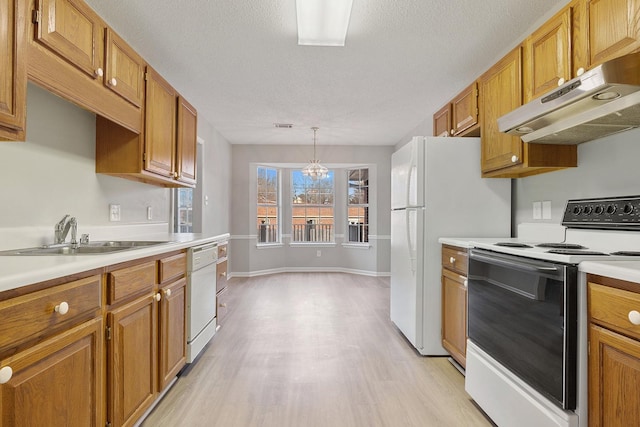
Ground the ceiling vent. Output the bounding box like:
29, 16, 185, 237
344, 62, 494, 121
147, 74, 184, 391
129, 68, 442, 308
274, 123, 293, 129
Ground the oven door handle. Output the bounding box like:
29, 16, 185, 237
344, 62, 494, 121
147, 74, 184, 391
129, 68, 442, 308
470, 251, 561, 275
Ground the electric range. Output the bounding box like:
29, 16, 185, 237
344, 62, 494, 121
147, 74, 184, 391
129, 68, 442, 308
465, 195, 640, 427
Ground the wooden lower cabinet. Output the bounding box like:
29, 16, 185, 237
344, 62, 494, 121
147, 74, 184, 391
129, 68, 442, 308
588, 275, 640, 426
107, 293, 158, 427
0, 317, 104, 427
441, 244, 468, 368
158, 277, 187, 390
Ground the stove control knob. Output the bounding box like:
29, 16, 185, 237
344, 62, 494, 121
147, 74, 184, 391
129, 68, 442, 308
583, 206, 593, 215
629, 310, 640, 326
572, 206, 582, 215
623, 203, 634, 214
606, 205, 617, 215
594, 205, 604, 215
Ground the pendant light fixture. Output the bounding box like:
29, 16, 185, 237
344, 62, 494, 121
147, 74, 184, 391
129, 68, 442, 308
301, 127, 328, 180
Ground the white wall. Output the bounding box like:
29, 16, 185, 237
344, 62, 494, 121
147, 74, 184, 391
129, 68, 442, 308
230, 144, 393, 276
513, 127, 640, 227
0, 83, 231, 249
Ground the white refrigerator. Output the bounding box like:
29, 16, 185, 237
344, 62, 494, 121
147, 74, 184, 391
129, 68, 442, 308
390, 136, 511, 355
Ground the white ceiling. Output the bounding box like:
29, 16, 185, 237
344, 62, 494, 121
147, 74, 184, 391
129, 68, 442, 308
84, 0, 566, 146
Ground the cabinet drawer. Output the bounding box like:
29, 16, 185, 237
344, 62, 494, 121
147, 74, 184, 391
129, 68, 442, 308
158, 252, 186, 284
589, 282, 640, 340
0, 275, 101, 354
216, 259, 228, 294
442, 245, 468, 276
106, 261, 156, 305
217, 243, 228, 259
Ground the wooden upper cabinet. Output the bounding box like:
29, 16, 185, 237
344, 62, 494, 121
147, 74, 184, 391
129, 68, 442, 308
587, 0, 640, 67
433, 104, 451, 137
523, 7, 572, 102
433, 82, 479, 137
176, 97, 197, 185
480, 46, 524, 174
0, 0, 27, 141
105, 29, 145, 108
451, 82, 479, 136
144, 67, 177, 179
34, 0, 103, 78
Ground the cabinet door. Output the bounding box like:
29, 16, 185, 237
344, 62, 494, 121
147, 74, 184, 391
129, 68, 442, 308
0, 0, 27, 141
158, 278, 187, 390
524, 8, 572, 102
34, 0, 103, 78
176, 97, 197, 186
589, 323, 640, 426
451, 82, 479, 135
433, 103, 451, 137
480, 46, 524, 174
144, 67, 177, 179
107, 294, 157, 427
588, 0, 640, 67
442, 268, 467, 368
0, 318, 104, 427
105, 29, 145, 108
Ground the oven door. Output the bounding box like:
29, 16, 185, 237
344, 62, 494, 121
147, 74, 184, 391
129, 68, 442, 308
468, 249, 577, 410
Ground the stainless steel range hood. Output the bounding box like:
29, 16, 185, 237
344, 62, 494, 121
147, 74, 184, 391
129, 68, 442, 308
498, 52, 640, 145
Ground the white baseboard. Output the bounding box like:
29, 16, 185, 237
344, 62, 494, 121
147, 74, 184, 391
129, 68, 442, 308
229, 267, 390, 278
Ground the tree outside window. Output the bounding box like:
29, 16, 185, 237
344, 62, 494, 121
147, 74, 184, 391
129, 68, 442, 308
347, 168, 368, 243
257, 167, 279, 243
291, 171, 334, 242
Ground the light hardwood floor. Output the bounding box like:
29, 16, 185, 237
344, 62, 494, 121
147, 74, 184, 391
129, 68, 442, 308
142, 273, 493, 427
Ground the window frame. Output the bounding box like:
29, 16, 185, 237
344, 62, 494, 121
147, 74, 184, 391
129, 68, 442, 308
345, 168, 369, 245
290, 170, 335, 244
256, 166, 281, 245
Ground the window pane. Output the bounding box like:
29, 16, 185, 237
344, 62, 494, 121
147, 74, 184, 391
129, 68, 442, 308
257, 166, 280, 243
291, 170, 334, 242
347, 168, 369, 243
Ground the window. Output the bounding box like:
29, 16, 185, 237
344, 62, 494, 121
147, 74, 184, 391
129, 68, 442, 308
257, 166, 279, 243
174, 188, 193, 232
291, 170, 334, 242
347, 168, 369, 243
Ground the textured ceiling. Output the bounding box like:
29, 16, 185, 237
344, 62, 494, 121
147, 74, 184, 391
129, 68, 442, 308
84, 0, 566, 146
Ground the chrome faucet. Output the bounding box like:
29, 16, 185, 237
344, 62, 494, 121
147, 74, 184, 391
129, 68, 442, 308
54, 215, 78, 247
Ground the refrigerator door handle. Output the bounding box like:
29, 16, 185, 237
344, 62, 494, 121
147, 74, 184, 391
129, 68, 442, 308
407, 143, 417, 207
407, 209, 417, 274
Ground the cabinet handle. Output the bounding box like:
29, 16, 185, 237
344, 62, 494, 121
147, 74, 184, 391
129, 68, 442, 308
0, 366, 12, 384
173, 172, 178, 178
450, 129, 454, 135
449, 256, 456, 264
629, 310, 640, 325
511, 155, 519, 163
164, 288, 172, 297
94, 68, 104, 78
557, 77, 565, 86
109, 78, 117, 87
464, 279, 468, 288
576, 67, 585, 77
219, 272, 227, 278
219, 303, 227, 308
155, 293, 162, 302
54, 301, 69, 315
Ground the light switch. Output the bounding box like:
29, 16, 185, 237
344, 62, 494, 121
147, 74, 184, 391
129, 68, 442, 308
542, 201, 552, 219
533, 202, 542, 220
109, 204, 121, 222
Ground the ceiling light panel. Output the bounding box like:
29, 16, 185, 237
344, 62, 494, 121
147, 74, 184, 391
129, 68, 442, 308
296, 0, 354, 46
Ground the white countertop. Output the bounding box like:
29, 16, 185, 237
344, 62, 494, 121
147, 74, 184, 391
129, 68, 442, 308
580, 260, 640, 284
438, 237, 519, 249
0, 232, 229, 294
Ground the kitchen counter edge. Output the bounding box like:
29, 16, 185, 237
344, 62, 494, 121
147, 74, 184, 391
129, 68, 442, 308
580, 260, 640, 284
0, 233, 230, 294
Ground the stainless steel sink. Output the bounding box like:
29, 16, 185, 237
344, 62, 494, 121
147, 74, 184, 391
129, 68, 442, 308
0, 241, 171, 256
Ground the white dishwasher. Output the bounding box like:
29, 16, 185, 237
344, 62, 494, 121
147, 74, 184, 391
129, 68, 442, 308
186, 242, 218, 363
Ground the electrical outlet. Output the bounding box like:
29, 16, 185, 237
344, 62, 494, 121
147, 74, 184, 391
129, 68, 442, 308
147, 206, 153, 220
316, 250, 321, 257
109, 204, 121, 222
533, 202, 542, 220
542, 201, 552, 219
